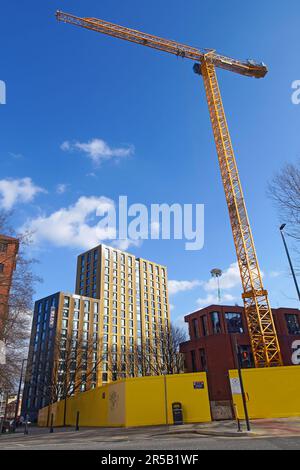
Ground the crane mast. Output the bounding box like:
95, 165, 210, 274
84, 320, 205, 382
56, 11, 283, 367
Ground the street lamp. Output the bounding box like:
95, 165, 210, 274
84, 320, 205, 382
210, 268, 222, 302
279, 224, 300, 302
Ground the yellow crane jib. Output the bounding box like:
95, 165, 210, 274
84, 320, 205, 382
56, 10, 282, 368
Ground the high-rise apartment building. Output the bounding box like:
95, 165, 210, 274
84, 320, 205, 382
75, 244, 170, 380
22, 291, 100, 421
22, 244, 171, 421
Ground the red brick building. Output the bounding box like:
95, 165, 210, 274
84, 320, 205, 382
180, 304, 300, 405
0, 235, 19, 341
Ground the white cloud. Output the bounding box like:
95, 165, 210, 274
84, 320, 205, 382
0, 177, 45, 210
61, 138, 134, 165
21, 195, 141, 251
168, 279, 202, 296
269, 270, 282, 278
60, 141, 71, 151
204, 262, 242, 292
9, 152, 23, 160
172, 315, 189, 335
22, 196, 117, 250
56, 184, 68, 194
196, 293, 237, 308
112, 238, 142, 251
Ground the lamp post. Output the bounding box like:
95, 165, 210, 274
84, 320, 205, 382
13, 358, 27, 432
234, 337, 251, 432
210, 268, 222, 302
279, 224, 300, 302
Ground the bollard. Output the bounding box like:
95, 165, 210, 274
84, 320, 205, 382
24, 420, 28, 435
24, 414, 29, 435
75, 411, 80, 431
50, 413, 54, 433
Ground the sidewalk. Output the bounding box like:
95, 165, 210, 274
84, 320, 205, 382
151, 417, 300, 438
0, 417, 300, 444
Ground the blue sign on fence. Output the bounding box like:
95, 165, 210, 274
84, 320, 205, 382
193, 381, 204, 389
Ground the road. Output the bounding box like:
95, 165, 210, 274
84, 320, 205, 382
0, 427, 300, 450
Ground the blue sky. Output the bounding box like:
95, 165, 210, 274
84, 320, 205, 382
1, 0, 300, 326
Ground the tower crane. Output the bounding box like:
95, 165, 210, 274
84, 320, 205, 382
56, 11, 283, 368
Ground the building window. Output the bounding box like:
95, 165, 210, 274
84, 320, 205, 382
285, 314, 300, 335
0, 263, 4, 273
84, 313, 89, 322
0, 243, 7, 252
199, 348, 207, 371
210, 311, 221, 334
225, 312, 244, 334
191, 350, 197, 372
192, 318, 199, 338
62, 309, 69, 318
201, 315, 208, 336
239, 345, 254, 368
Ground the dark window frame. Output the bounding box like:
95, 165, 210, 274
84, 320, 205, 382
0, 242, 8, 252
225, 312, 244, 334
192, 318, 199, 338
285, 314, 300, 335
201, 315, 209, 336
191, 350, 197, 372
210, 311, 222, 334
199, 348, 207, 371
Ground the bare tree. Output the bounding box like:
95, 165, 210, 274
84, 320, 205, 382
107, 343, 142, 381
107, 324, 187, 380
143, 324, 187, 376
0, 212, 40, 395
30, 333, 104, 426
268, 161, 300, 239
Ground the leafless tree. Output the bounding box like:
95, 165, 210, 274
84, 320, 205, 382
107, 324, 187, 380
0, 212, 41, 395
30, 333, 104, 426
106, 343, 142, 381
268, 161, 300, 240
143, 324, 187, 376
